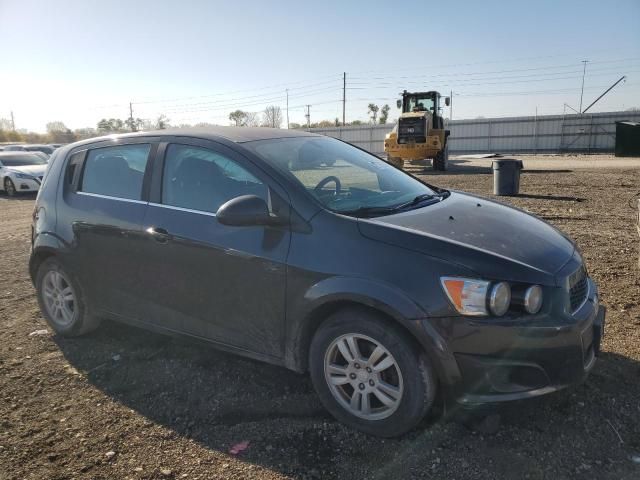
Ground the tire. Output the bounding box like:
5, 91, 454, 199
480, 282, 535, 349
35, 257, 101, 336
433, 144, 448, 171
388, 156, 404, 169
4, 177, 16, 197
309, 307, 436, 437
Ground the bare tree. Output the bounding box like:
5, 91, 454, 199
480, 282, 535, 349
244, 111, 260, 127
155, 114, 170, 129
262, 105, 283, 128
368, 104, 379, 124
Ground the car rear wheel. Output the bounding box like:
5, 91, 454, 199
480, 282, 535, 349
309, 307, 436, 437
35, 258, 101, 336
4, 177, 16, 197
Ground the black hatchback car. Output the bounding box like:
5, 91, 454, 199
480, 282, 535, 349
30, 127, 605, 436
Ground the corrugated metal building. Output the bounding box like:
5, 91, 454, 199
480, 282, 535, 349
306, 110, 640, 156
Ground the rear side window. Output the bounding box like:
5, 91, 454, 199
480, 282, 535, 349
80, 144, 151, 200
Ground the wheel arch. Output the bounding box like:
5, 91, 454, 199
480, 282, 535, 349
284, 277, 452, 385
29, 233, 67, 283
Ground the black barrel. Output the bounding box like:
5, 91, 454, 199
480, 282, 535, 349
492, 159, 523, 196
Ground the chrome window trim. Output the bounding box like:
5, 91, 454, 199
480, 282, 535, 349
76, 191, 148, 205
148, 202, 217, 217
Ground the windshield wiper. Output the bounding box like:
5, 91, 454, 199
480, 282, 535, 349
387, 192, 446, 213
342, 205, 400, 218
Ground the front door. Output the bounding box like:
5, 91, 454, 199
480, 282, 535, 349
137, 140, 290, 359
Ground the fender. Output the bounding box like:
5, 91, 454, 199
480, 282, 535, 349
29, 232, 69, 282
285, 275, 461, 389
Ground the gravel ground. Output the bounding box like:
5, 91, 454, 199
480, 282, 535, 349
1, 155, 639, 480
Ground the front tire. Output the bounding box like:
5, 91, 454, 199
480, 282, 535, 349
35, 258, 101, 336
4, 177, 16, 197
309, 308, 436, 437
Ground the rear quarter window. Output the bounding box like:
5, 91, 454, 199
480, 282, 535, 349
80, 144, 151, 200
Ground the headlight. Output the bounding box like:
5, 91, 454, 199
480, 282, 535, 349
13, 172, 32, 179
489, 282, 511, 316
523, 285, 543, 314
440, 277, 490, 316
441, 277, 512, 317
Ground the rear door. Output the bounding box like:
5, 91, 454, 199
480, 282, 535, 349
57, 139, 157, 319
136, 138, 290, 359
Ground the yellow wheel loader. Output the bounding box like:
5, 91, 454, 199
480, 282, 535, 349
384, 90, 451, 171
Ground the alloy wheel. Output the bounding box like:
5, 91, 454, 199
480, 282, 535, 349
4, 178, 15, 196
42, 270, 77, 326
324, 333, 404, 420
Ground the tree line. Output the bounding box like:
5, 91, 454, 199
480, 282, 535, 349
0, 101, 396, 144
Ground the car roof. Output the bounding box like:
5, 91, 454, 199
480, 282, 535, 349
0, 151, 44, 157
85, 126, 320, 146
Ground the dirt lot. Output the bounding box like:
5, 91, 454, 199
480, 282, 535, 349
1, 155, 639, 480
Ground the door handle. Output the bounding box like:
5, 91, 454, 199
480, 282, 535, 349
146, 226, 171, 243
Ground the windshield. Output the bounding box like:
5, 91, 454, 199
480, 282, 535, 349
407, 96, 435, 113
0, 154, 48, 166
245, 136, 441, 215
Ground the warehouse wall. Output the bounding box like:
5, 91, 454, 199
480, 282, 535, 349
306, 111, 640, 156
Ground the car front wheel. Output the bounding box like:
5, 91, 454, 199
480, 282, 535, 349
4, 177, 16, 196
309, 308, 436, 437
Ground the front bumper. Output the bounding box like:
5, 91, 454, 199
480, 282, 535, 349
12, 177, 41, 192
427, 278, 604, 406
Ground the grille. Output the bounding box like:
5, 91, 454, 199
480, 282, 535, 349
569, 266, 588, 312
398, 117, 426, 143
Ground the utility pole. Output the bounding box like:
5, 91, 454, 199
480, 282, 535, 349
129, 102, 136, 131
449, 90, 453, 121
342, 72, 346, 126
305, 105, 311, 130
286, 89, 290, 129
579, 60, 589, 114
10, 111, 15, 131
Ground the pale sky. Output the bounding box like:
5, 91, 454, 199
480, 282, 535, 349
1, 0, 639, 132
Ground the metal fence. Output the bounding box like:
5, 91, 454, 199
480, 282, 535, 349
306, 111, 640, 156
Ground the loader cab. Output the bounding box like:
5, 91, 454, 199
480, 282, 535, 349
397, 91, 449, 114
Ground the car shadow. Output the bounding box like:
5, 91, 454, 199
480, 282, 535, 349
0, 191, 38, 200
516, 193, 585, 202
53, 320, 640, 478
404, 159, 493, 175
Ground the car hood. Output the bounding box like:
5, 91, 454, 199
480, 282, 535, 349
6, 165, 47, 177
357, 191, 575, 285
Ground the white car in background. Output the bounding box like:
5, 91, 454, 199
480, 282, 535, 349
0, 152, 49, 196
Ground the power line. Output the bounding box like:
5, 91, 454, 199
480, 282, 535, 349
347, 51, 640, 75
348, 63, 637, 86
132, 75, 342, 105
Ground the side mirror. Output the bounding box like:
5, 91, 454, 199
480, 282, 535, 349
396, 99, 402, 109
217, 195, 272, 226
444, 97, 450, 107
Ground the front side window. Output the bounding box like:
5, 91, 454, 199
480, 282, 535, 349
80, 144, 151, 200
162, 144, 266, 213
245, 136, 440, 216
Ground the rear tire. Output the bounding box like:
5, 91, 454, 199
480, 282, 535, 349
388, 156, 404, 169
35, 257, 101, 336
309, 307, 436, 437
4, 177, 16, 197
433, 144, 448, 171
